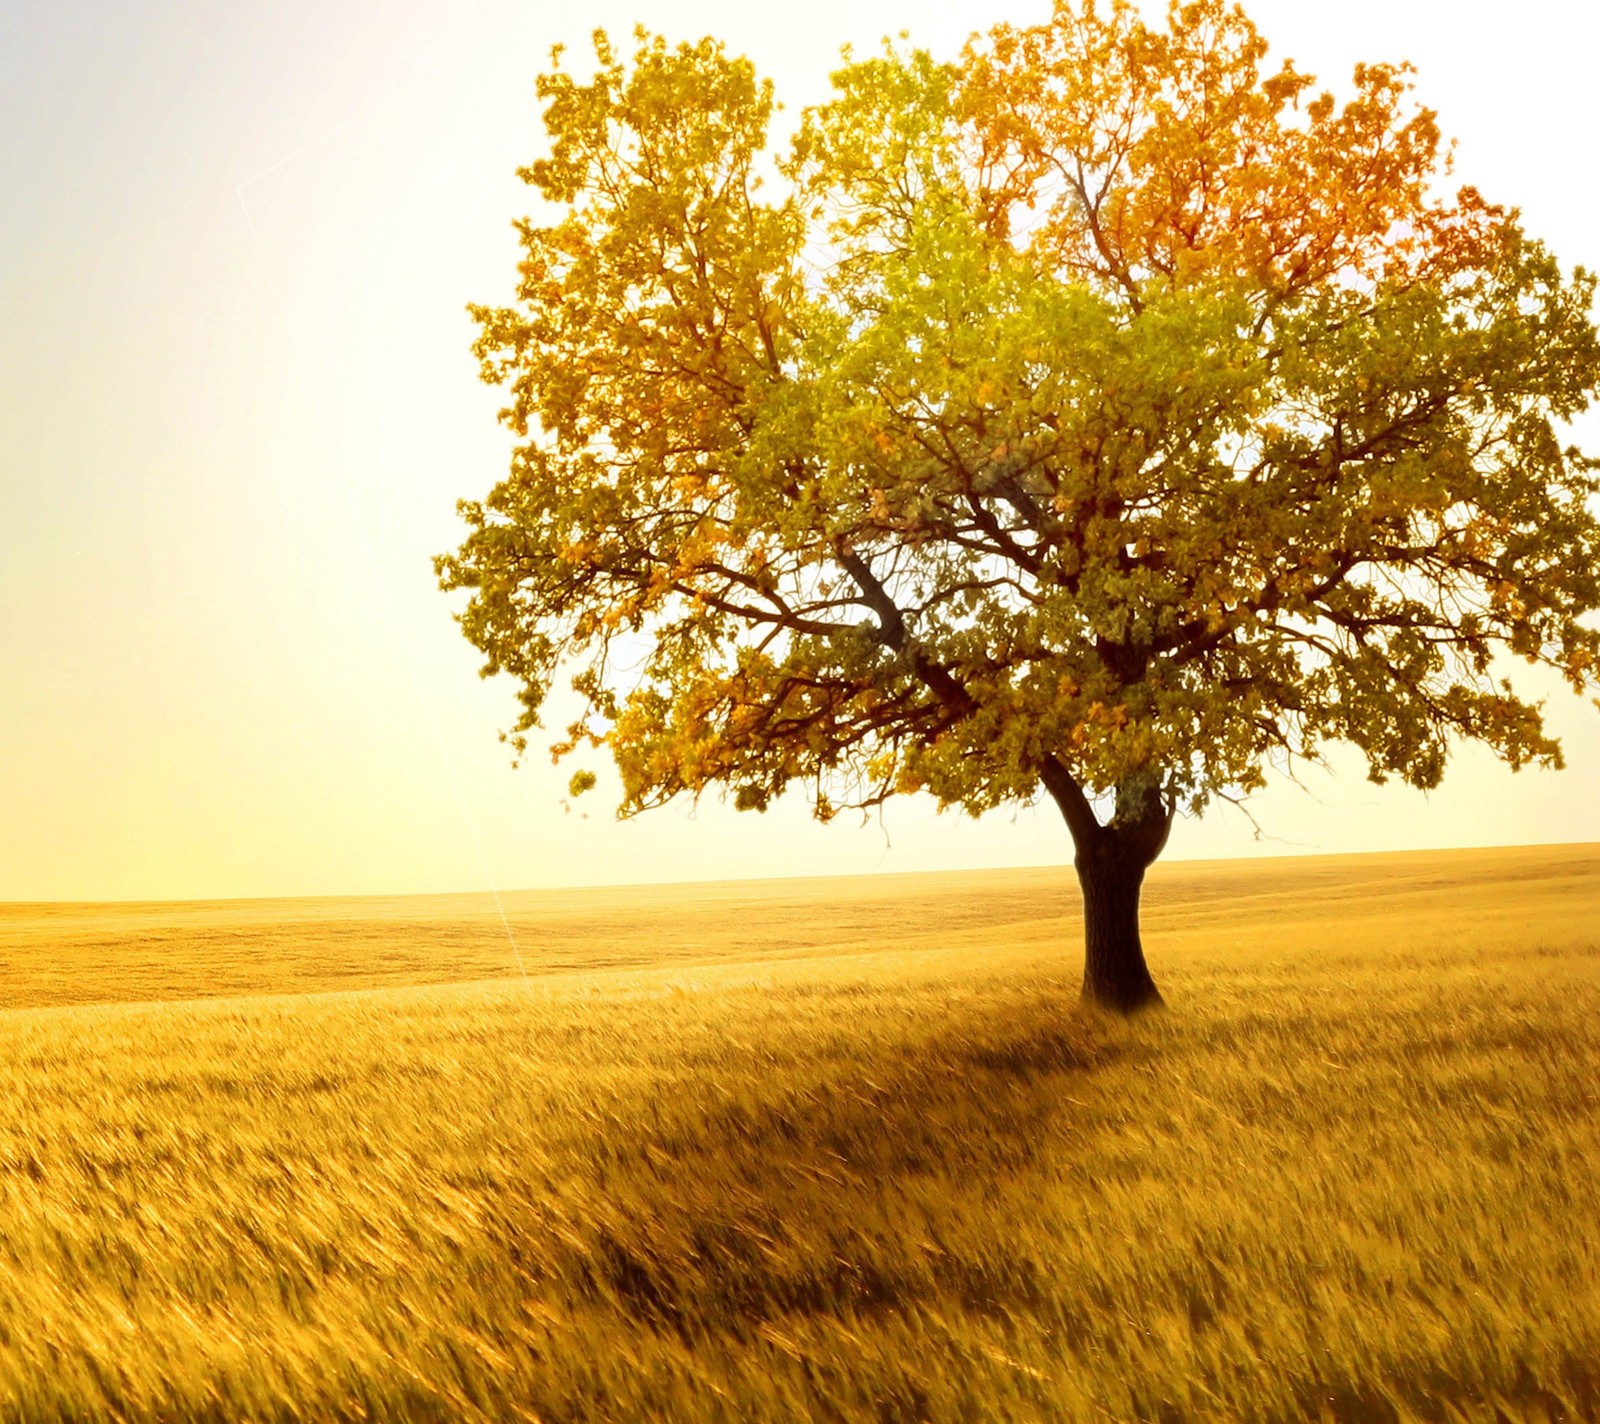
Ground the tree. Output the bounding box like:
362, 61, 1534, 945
438, 1, 1600, 1012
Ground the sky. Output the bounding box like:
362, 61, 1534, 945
2, 0, 1597, 902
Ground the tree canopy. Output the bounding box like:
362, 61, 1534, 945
439, 0, 1600, 1008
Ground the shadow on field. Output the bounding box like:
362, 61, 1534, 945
498, 989, 1147, 1347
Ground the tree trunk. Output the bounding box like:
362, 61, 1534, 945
1042, 764, 1172, 1013
1075, 846, 1163, 1013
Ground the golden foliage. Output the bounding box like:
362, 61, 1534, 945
440, 3, 1600, 851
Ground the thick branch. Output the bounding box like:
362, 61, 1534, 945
1038, 757, 1103, 848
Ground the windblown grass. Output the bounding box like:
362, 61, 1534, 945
0, 844, 1595, 1421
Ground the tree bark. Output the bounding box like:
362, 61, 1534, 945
1075, 844, 1163, 1013
1041, 761, 1171, 1013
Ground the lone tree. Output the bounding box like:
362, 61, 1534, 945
439, 0, 1600, 1011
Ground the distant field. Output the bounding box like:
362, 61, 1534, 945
0, 845, 1596, 1421
4, 843, 1596, 1010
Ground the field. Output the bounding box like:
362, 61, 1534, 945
0, 845, 1596, 1423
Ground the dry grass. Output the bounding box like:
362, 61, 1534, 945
0, 845, 1596, 1422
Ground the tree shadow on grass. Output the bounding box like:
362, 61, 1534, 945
501, 987, 1152, 1344
481, 987, 1597, 1424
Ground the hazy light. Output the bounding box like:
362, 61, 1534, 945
1, 0, 1595, 901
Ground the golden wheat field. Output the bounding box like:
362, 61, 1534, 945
0, 844, 1596, 1423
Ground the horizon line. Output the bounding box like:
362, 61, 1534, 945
5, 837, 1596, 912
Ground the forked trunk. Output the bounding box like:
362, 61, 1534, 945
1075, 848, 1162, 1013
1043, 766, 1173, 1013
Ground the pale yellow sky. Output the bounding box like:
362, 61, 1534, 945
2, 0, 1597, 902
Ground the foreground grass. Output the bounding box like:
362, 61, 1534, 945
0, 846, 1596, 1421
